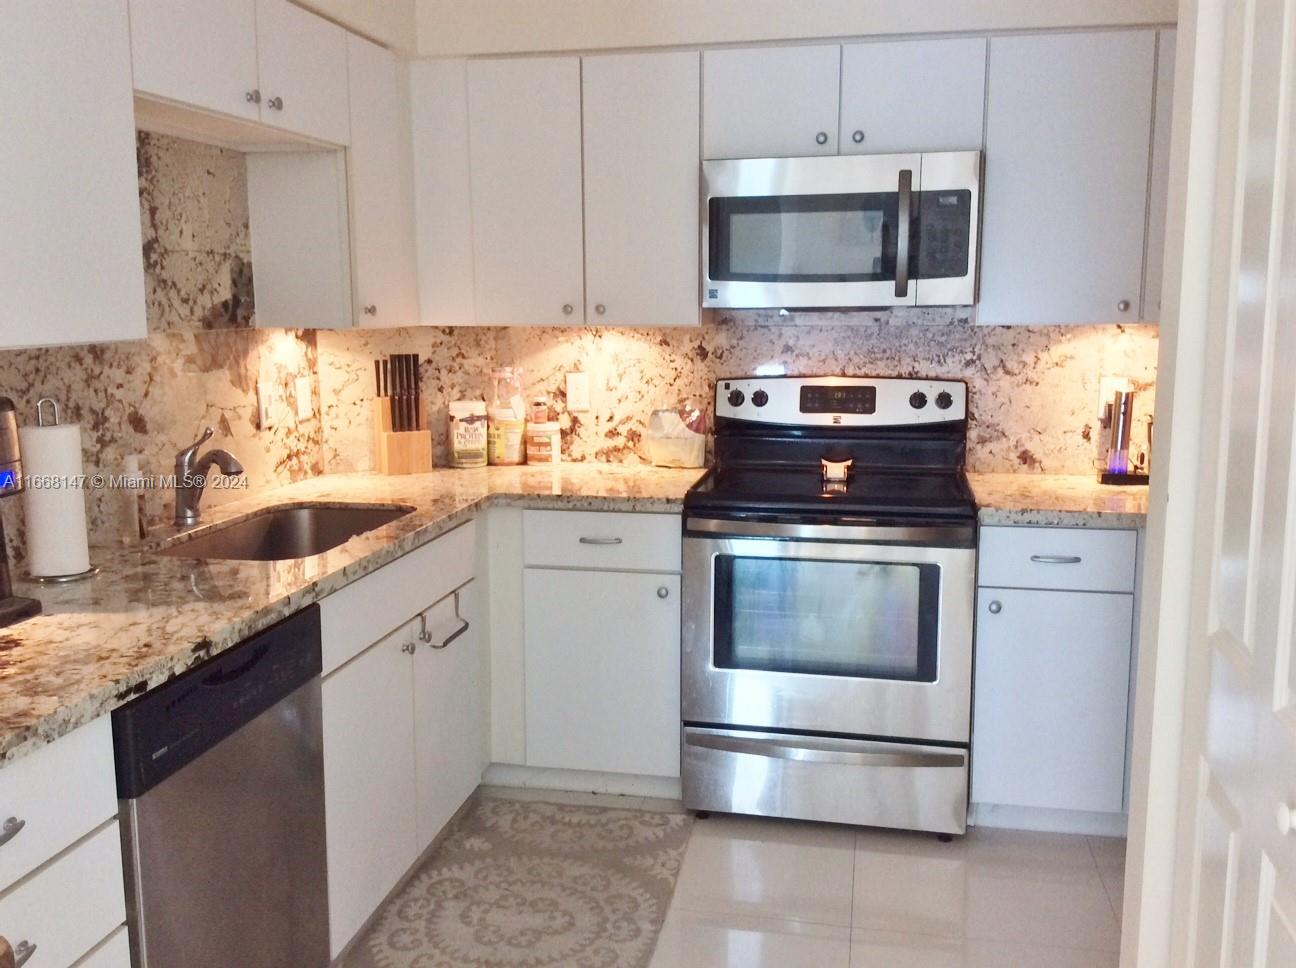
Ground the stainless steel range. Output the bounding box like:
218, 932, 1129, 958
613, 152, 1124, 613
681, 375, 977, 835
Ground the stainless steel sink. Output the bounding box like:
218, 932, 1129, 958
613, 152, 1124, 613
157, 503, 414, 561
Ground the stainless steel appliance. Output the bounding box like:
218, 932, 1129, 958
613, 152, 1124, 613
682, 376, 977, 834
113, 606, 328, 968
702, 151, 981, 309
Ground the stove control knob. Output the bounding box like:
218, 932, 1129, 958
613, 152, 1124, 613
935, 391, 954, 410
909, 391, 928, 410
727, 389, 746, 407
751, 390, 769, 408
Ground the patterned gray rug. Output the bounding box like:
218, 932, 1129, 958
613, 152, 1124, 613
344, 796, 692, 968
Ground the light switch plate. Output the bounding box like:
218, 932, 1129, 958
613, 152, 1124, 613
257, 381, 274, 429
295, 376, 313, 421
566, 372, 591, 413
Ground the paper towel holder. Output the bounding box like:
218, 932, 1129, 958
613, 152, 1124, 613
0, 397, 41, 626
23, 398, 99, 585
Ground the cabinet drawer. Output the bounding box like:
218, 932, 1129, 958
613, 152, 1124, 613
320, 520, 476, 675
0, 822, 126, 968
523, 510, 681, 572
978, 526, 1137, 592
0, 718, 117, 891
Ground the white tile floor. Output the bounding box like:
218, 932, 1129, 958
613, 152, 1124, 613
479, 788, 1125, 968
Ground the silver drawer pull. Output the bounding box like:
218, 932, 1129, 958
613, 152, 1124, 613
0, 817, 25, 847
1030, 554, 1083, 564
14, 941, 35, 968
578, 537, 623, 545
429, 590, 470, 650
685, 732, 964, 769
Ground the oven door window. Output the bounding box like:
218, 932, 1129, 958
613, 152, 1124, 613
713, 555, 940, 681
709, 193, 899, 283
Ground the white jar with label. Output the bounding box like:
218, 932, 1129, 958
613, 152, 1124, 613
526, 422, 561, 464
488, 408, 526, 465
448, 401, 488, 468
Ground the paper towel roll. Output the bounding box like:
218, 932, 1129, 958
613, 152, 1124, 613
19, 424, 90, 578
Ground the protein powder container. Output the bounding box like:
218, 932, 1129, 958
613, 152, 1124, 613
448, 400, 488, 468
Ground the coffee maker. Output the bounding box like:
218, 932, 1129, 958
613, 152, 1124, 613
0, 398, 41, 626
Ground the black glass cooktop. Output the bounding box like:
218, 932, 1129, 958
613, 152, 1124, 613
685, 465, 977, 521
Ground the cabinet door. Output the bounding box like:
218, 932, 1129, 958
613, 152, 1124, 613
971, 587, 1134, 814
840, 37, 987, 154
255, 0, 350, 145
1142, 28, 1176, 321
978, 31, 1156, 324
583, 51, 700, 327
322, 623, 417, 957
348, 33, 419, 328
0, 0, 146, 349
468, 57, 585, 325
414, 582, 485, 849
129, 0, 260, 121
703, 45, 841, 159
525, 569, 681, 777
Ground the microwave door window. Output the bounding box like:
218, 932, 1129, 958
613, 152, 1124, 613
710, 193, 898, 283
713, 555, 940, 682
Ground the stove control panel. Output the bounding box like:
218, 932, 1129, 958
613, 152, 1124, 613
715, 376, 967, 427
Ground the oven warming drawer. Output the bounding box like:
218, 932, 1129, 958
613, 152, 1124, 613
682, 726, 968, 834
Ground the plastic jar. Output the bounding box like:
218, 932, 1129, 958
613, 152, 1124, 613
526, 422, 561, 464
448, 400, 488, 468
487, 408, 526, 465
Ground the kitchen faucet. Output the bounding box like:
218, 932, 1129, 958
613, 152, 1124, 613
174, 427, 244, 526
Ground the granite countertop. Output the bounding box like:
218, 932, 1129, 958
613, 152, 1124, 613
0, 464, 703, 766
969, 473, 1149, 529
0, 464, 1145, 766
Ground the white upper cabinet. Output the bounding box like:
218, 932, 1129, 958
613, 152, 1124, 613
130, 0, 349, 144
467, 57, 585, 326
129, 0, 261, 122
582, 51, 700, 328
254, 0, 350, 144
0, 0, 146, 349
347, 33, 419, 328
1142, 28, 1177, 321
978, 30, 1156, 324
839, 37, 987, 154
703, 45, 841, 159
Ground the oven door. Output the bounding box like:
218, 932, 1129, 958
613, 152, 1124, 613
682, 518, 976, 743
703, 153, 921, 309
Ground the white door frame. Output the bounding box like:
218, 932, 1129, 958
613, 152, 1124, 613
1123, 2, 1223, 964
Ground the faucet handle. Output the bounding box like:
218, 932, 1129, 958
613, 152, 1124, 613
177, 427, 215, 469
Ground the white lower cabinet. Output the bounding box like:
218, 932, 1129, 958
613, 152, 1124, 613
524, 568, 681, 778
971, 526, 1139, 832
71, 927, 130, 968
322, 619, 419, 956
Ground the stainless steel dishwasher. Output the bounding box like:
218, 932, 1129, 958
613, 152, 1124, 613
112, 605, 328, 968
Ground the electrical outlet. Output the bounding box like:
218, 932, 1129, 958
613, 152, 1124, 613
295, 375, 313, 421
257, 380, 275, 429
566, 372, 591, 412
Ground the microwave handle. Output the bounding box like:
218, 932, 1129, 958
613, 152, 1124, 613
895, 168, 913, 298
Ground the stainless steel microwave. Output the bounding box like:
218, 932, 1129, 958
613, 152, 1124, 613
702, 151, 982, 309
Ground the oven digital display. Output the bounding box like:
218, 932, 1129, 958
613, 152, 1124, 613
799, 385, 876, 415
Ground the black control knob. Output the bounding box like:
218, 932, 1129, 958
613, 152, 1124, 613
935, 391, 954, 410
751, 390, 769, 407
727, 389, 746, 407
909, 391, 928, 409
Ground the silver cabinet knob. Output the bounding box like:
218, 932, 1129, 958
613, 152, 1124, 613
400, 641, 416, 655
245, 89, 261, 104
0, 816, 25, 847
657, 586, 670, 599
267, 96, 284, 111
562, 304, 574, 315
1117, 300, 1131, 312
362, 304, 377, 316
987, 600, 1002, 614
594, 304, 606, 315
815, 131, 829, 145
13, 941, 35, 968
852, 130, 865, 144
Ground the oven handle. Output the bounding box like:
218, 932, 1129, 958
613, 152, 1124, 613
685, 516, 975, 547
686, 731, 964, 769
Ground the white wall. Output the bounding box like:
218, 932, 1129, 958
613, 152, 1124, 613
415, 0, 1177, 57
296, 0, 417, 52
